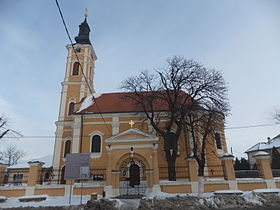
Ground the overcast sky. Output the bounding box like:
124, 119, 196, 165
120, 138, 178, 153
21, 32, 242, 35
0, 0, 280, 160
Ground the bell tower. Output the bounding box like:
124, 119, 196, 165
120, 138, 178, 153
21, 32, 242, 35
58, 14, 97, 121
53, 13, 97, 169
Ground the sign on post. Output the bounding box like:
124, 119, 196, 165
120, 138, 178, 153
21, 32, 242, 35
64, 153, 90, 180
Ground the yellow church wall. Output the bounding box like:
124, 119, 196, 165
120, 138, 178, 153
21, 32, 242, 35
69, 52, 84, 61
0, 189, 25, 197
34, 187, 65, 196
83, 117, 112, 123
68, 74, 83, 82
119, 116, 147, 122
62, 131, 72, 138
204, 183, 229, 192
161, 185, 192, 193
73, 187, 103, 195
275, 182, 280, 188
82, 123, 112, 137
66, 85, 82, 102
63, 126, 72, 130
81, 123, 112, 156
237, 182, 267, 191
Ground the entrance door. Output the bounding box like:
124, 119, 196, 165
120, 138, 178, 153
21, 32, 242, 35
129, 163, 140, 187
119, 158, 146, 197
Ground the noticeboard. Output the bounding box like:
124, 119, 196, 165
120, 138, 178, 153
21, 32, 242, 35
64, 153, 90, 180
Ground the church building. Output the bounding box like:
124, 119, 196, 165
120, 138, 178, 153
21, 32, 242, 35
51, 15, 228, 197
2, 14, 280, 200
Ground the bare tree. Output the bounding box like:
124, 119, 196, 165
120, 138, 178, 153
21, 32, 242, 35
2, 145, 25, 166
121, 56, 229, 181
273, 109, 280, 122
0, 115, 21, 140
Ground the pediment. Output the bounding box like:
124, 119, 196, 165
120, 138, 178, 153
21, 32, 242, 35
106, 128, 158, 143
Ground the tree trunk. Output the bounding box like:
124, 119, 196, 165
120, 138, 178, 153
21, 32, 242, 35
198, 163, 205, 177
166, 154, 176, 181
164, 132, 178, 181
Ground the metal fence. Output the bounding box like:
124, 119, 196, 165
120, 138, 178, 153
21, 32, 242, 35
235, 164, 260, 178
37, 169, 64, 185
235, 170, 259, 178
159, 166, 189, 180
272, 169, 280, 177
0, 171, 28, 186
36, 168, 107, 185
90, 168, 106, 181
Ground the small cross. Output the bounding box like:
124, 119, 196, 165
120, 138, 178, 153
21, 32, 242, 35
129, 120, 135, 128
84, 8, 88, 18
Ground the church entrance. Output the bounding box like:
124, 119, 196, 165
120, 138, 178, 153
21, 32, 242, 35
119, 157, 146, 197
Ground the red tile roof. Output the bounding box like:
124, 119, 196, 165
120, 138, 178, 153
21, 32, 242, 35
77, 91, 188, 114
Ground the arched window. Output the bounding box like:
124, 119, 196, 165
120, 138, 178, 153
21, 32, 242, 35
64, 140, 71, 157
60, 166, 66, 184
91, 135, 101, 153
215, 133, 222, 149
72, 62, 79, 75
68, 102, 75, 115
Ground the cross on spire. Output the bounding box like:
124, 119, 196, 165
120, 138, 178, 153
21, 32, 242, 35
84, 8, 88, 18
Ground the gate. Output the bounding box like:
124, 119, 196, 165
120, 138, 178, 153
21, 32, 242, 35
119, 158, 146, 197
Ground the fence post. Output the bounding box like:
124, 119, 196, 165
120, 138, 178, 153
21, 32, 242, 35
187, 157, 198, 181
0, 163, 9, 186
253, 152, 273, 180
27, 161, 44, 186
253, 151, 276, 188
220, 153, 236, 180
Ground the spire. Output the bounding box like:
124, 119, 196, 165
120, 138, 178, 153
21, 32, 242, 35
74, 9, 91, 45
84, 8, 88, 18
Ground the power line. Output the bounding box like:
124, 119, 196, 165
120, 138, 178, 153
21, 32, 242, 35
2, 121, 280, 139
54, 0, 111, 133
225, 122, 280, 130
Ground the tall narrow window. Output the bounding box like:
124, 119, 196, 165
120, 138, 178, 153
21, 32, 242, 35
64, 140, 71, 157
68, 102, 75, 115
72, 62, 79, 75
215, 133, 222, 149
60, 166, 66, 184
91, 135, 101, 153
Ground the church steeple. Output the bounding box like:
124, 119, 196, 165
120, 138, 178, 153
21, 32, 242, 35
75, 10, 91, 45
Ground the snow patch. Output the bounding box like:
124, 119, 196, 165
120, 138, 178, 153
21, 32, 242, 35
253, 188, 280, 193
214, 190, 243, 194
18, 195, 48, 200
253, 151, 270, 157
1, 195, 91, 208
243, 191, 263, 205
145, 191, 214, 199
78, 93, 102, 112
